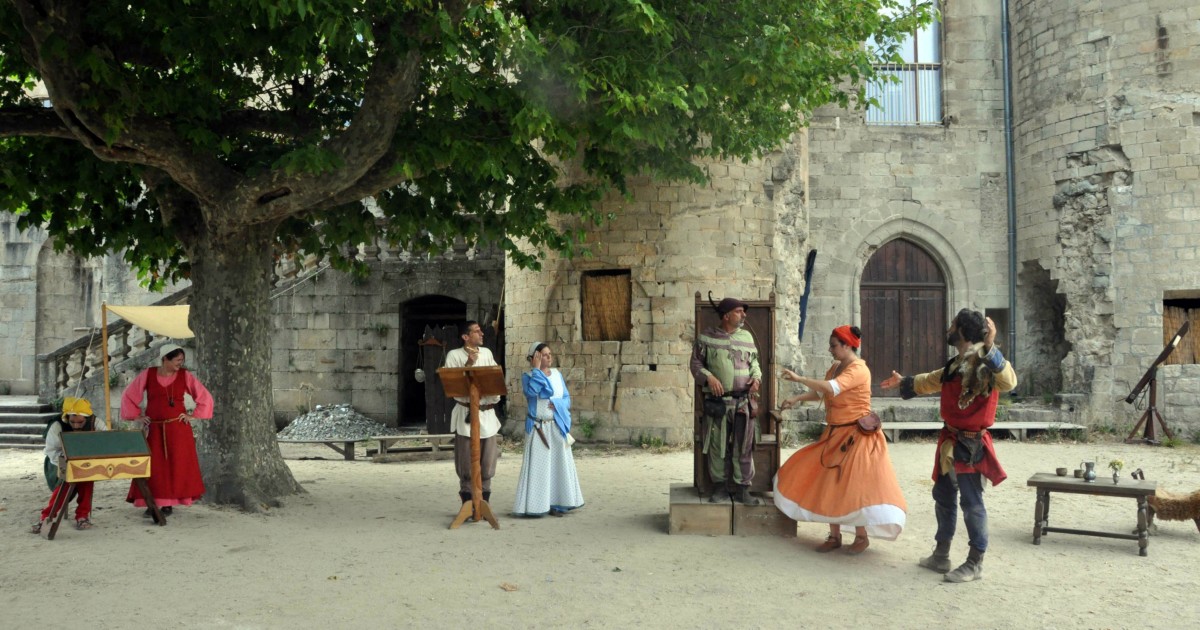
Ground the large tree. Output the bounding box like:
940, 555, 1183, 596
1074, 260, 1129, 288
0, 0, 932, 509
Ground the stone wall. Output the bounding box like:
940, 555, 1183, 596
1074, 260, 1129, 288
505, 150, 799, 445
800, 0, 1009, 376
0, 216, 187, 395
1012, 0, 1200, 433
269, 244, 503, 428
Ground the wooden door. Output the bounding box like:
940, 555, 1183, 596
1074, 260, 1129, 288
859, 239, 946, 398
692, 293, 778, 494
420, 323, 505, 434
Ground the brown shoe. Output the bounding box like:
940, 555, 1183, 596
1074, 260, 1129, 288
846, 535, 870, 555
815, 535, 843, 553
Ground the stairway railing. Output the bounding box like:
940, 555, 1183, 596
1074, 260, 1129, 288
36, 287, 193, 404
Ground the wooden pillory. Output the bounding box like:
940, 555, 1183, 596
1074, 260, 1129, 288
46, 431, 164, 540
669, 292, 793, 536
439, 365, 505, 530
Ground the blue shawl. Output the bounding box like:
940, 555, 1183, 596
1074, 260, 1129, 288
522, 368, 571, 438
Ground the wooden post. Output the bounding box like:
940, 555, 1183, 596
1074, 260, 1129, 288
102, 304, 112, 430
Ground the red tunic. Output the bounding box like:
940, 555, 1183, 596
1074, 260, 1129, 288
126, 368, 206, 506
931, 375, 1007, 486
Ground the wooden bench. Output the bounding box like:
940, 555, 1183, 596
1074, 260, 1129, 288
877, 421, 1088, 443
369, 433, 455, 461
277, 438, 369, 461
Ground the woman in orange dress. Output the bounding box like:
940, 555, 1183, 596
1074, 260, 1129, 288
774, 325, 907, 554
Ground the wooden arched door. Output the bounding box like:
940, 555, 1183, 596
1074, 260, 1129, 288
859, 239, 947, 398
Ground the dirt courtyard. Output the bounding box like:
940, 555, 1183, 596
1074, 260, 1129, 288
2, 438, 1199, 629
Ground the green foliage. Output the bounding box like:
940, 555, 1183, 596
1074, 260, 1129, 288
1162, 436, 1183, 449
576, 416, 598, 440
634, 433, 665, 449
0, 1, 935, 280
1065, 428, 1088, 442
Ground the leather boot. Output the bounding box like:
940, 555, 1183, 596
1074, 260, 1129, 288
483, 491, 491, 503
734, 486, 762, 506
918, 540, 953, 573
944, 547, 985, 583
459, 491, 472, 503
707, 486, 730, 503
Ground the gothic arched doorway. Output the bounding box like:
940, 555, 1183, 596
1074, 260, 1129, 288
860, 238, 947, 398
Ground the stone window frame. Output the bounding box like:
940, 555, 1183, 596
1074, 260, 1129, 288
864, 1, 943, 127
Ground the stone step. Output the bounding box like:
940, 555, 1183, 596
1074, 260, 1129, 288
0, 403, 54, 414
1006, 407, 1061, 422
0, 412, 58, 425
0, 396, 53, 415
0, 444, 43, 450
0, 423, 46, 435
0, 434, 45, 446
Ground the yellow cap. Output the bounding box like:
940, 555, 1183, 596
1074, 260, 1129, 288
61, 397, 94, 418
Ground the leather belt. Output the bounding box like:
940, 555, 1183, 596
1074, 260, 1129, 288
455, 400, 497, 411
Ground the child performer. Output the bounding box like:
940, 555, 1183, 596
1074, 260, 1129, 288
31, 397, 103, 533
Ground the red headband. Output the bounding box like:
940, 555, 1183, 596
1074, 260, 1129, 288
832, 326, 860, 349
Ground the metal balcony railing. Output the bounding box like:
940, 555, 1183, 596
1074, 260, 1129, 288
866, 64, 943, 126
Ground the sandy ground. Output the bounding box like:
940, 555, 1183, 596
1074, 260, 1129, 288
2, 437, 1200, 629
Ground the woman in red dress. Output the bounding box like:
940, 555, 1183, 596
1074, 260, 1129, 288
773, 326, 907, 554
121, 343, 214, 515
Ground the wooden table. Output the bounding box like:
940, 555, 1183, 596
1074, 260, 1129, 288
1027, 473, 1157, 556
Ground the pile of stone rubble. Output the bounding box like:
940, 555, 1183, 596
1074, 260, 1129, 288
277, 403, 402, 441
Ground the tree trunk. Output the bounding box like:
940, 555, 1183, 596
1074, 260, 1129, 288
189, 221, 304, 510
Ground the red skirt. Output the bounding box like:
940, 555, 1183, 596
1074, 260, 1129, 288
127, 420, 205, 507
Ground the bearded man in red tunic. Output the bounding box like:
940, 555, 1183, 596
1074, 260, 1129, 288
881, 308, 1017, 584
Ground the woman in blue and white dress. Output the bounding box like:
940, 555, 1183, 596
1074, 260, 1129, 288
513, 342, 585, 517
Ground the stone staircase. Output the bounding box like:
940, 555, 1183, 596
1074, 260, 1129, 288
0, 396, 56, 450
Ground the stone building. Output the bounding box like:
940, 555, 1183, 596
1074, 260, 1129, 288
1, 216, 502, 429
5, 0, 1200, 440
0, 215, 187, 396
505, 0, 1200, 440
267, 244, 503, 428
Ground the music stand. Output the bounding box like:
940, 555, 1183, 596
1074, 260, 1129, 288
1124, 321, 1189, 444
438, 365, 505, 530
47, 431, 164, 539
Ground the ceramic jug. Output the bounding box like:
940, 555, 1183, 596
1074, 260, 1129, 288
1080, 461, 1097, 482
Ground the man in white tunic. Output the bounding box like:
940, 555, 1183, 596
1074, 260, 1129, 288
444, 321, 503, 504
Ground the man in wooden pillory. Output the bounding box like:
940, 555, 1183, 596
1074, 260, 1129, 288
690, 297, 763, 506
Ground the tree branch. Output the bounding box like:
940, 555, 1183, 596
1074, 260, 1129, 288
226, 22, 426, 225
9, 0, 239, 212
0, 107, 75, 139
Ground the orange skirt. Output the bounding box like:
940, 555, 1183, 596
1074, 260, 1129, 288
773, 424, 907, 540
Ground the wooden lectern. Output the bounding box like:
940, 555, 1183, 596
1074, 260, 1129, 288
46, 431, 164, 540
438, 365, 505, 530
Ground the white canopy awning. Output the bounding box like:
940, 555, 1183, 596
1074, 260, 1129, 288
105, 304, 194, 339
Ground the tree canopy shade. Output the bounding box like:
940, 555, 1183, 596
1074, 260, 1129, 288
0, 0, 934, 509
